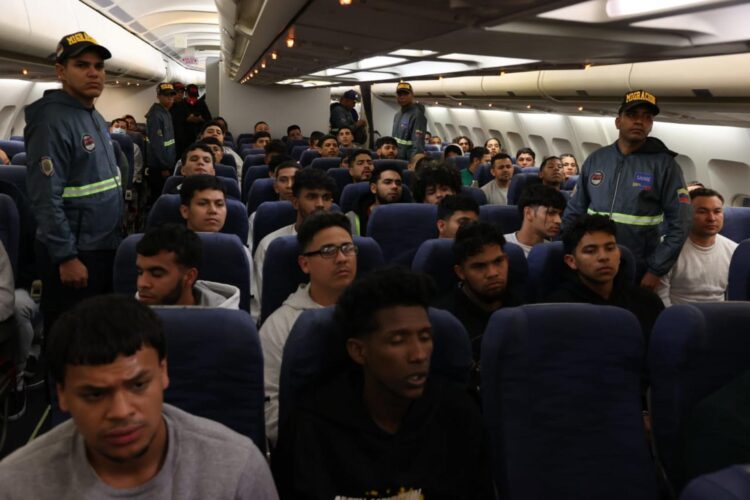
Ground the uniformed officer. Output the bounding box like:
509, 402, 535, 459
391, 82, 427, 160
145, 83, 177, 203
563, 90, 692, 290
25, 32, 123, 332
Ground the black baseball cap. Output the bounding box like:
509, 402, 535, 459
619, 90, 660, 115
157, 83, 177, 96
396, 82, 413, 94
54, 32, 112, 63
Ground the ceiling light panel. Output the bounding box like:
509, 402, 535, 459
310, 68, 351, 77
438, 53, 538, 67
389, 49, 438, 57
344, 71, 398, 81
340, 56, 406, 71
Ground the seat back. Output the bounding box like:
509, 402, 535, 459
0, 193, 19, 276
365, 203, 438, 263
563, 175, 579, 190
162, 175, 241, 200
299, 149, 320, 167
507, 173, 539, 205
0, 140, 24, 158
649, 302, 750, 490
446, 156, 470, 170
372, 159, 408, 172
259, 235, 385, 325
252, 201, 296, 256
219, 153, 237, 169
462, 186, 488, 205
242, 164, 270, 203
290, 145, 307, 161
679, 465, 750, 500
110, 133, 135, 188
241, 148, 265, 157
153, 308, 265, 451
247, 178, 279, 215
326, 167, 353, 201
720, 207, 750, 243
0, 165, 27, 196
113, 232, 251, 311
411, 238, 527, 298
480, 204, 522, 234
146, 194, 248, 243
278, 306, 472, 430
214, 163, 237, 179
10, 152, 26, 166
521, 167, 540, 174
727, 239, 750, 300
475, 164, 493, 186
525, 241, 636, 302
242, 153, 266, 169
310, 157, 342, 171
482, 304, 659, 500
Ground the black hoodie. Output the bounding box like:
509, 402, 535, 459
273, 371, 492, 499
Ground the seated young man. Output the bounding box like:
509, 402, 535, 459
547, 214, 664, 340
461, 147, 490, 187
336, 126, 357, 148
172, 137, 227, 178
443, 144, 462, 159
375, 136, 398, 159
246, 157, 300, 249
286, 124, 303, 141
179, 142, 215, 177
437, 194, 479, 239
253, 131, 272, 150
504, 184, 566, 257
273, 268, 491, 499
347, 149, 374, 183
481, 153, 514, 205
179, 175, 228, 234
538, 155, 564, 190
345, 163, 403, 236
136, 224, 240, 309
412, 164, 462, 204
318, 134, 340, 158
253, 169, 336, 313
515, 147, 535, 167
261, 212, 358, 445
254, 120, 270, 135
435, 222, 521, 362
307, 131, 324, 152
264, 139, 287, 166
200, 119, 242, 168
657, 188, 738, 306
199, 136, 225, 165
560, 153, 579, 178
0, 295, 277, 499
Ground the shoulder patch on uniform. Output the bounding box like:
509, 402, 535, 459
156, 129, 163, 137
81, 134, 96, 152
677, 187, 690, 204
40, 156, 54, 177
590, 170, 604, 186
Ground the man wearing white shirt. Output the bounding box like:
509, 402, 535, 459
657, 188, 737, 306
504, 184, 567, 257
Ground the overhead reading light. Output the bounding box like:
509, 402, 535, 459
578, 106, 584, 111
526, 104, 532, 109
584, 63, 592, 70
254, 69, 259, 74
21, 69, 28, 75
458, 102, 463, 106
271, 51, 278, 60
261, 61, 266, 69
339, 0, 353, 5
286, 27, 295, 48
500, 71, 506, 76
488, 103, 493, 107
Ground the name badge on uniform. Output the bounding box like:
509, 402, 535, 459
590, 171, 604, 186
40, 156, 54, 177
632, 171, 653, 190
81, 134, 96, 153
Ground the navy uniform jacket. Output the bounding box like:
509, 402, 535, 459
563, 138, 691, 277
146, 102, 176, 173
391, 103, 426, 160
24, 91, 123, 264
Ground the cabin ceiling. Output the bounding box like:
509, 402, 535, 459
228, 0, 750, 87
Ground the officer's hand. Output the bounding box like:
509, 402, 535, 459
59, 258, 88, 289
640, 271, 661, 291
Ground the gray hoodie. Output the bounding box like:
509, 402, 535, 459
137, 280, 240, 309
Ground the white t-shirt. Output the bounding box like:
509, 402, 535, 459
504, 232, 534, 257
657, 234, 738, 306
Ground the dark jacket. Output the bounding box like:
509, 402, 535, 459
329, 102, 366, 143
145, 103, 176, 173
273, 371, 492, 500
563, 138, 691, 276
545, 271, 664, 343
392, 103, 427, 160
24, 91, 123, 263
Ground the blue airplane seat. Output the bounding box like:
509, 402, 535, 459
372, 159, 408, 172
507, 173, 540, 205
0, 140, 24, 159
446, 156, 470, 170
411, 238, 527, 299
521, 167, 540, 174
219, 153, 237, 169
299, 149, 320, 167
0, 165, 28, 196
680, 465, 750, 500
563, 175, 579, 190
241, 147, 265, 157
252, 201, 296, 257
247, 178, 279, 215
475, 164, 493, 187
242, 164, 270, 203
339, 182, 413, 214
0, 193, 19, 276
720, 207, 750, 243
366, 203, 438, 263
310, 157, 341, 171
425, 151, 443, 160
153, 307, 265, 452
327, 168, 352, 201
243, 153, 266, 169
10, 152, 25, 166
727, 239, 750, 300
259, 235, 384, 325
162, 175, 241, 200
649, 302, 750, 492
110, 133, 134, 188
425, 144, 441, 152
290, 145, 307, 161
482, 304, 660, 500
479, 204, 522, 234
525, 241, 636, 303
462, 186, 488, 206
278, 306, 472, 434
146, 194, 248, 244
9, 136, 22, 142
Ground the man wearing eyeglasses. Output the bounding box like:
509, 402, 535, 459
260, 211, 358, 446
